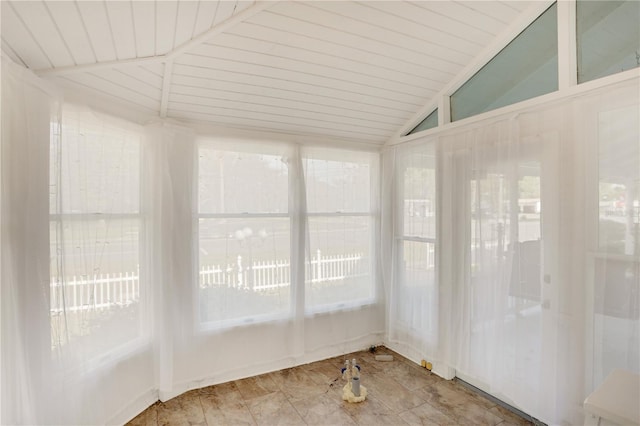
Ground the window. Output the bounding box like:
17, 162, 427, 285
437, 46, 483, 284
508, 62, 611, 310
303, 148, 378, 311
597, 105, 640, 256
591, 102, 640, 386
577, 0, 640, 84
198, 143, 291, 325
394, 144, 437, 342
450, 3, 558, 121
407, 109, 438, 135
50, 108, 143, 359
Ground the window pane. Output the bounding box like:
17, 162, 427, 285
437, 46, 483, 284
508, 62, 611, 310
306, 216, 372, 309
199, 218, 291, 323
451, 4, 558, 122
407, 109, 438, 135
577, 0, 640, 84
303, 150, 372, 213
592, 258, 640, 385
52, 118, 140, 214
199, 149, 288, 214
395, 240, 437, 332
402, 151, 436, 239
50, 110, 142, 359
598, 105, 640, 255
50, 219, 140, 354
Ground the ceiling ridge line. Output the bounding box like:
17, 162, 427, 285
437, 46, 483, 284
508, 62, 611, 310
34, 1, 277, 77
165, 1, 278, 61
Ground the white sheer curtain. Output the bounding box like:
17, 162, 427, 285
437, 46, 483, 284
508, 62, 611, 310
575, 81, 639, 397
388, 76, 639, 425
440, 118, 557, 419
386, 141, 439, 362
148, 134, 384, 401
48, 105, 156, 425
1, 58, 59, 425
2, 61, 385, 422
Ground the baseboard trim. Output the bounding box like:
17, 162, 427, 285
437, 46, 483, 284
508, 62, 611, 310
455, 378, 546, 426
107, 388, 159, 426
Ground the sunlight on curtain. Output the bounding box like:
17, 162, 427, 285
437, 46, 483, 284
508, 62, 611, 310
439, 120, 553, 419
388, 141, 439, 360
302, 148, 377, 312
50, 106, 144, 363
583, 89, 640, 391
389, 77, 639, 425
1, 59, 60, 425
198, 143, 291, 325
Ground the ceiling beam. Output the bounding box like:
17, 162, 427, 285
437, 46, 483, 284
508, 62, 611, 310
166, 1, 277, 60
33, 1, 278, 77
34, 55, 166, 77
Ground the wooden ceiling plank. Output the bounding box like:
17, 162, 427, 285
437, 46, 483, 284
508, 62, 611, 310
174, 55, 425, 109
105, 1, 137, 60
167, 106, 389, 141
46, 1, 96, 65
168, 91, 402, 130
246, 10, 459, 75
186, 43, 432, 99
170, 76, 410, 122
1, 2, 51, 69
76, 1, 118, 63
270, 2, 471, 66
167, 1, 276, 60
61, 73, 160, 110
171, 66, 417, 116
192, 1, 219, 37
10, 1, 74, 68
227, 22, 455, 84
155, 1, 178, 56
131, 1, 156, 58
173, 1, 200, 50
92, 68, 162, 101
326, 1, 483, 54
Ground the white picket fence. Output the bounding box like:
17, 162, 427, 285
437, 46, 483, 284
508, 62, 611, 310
50, 251, 366, 312
200, 250, 365, 291
50, 271, 139, 313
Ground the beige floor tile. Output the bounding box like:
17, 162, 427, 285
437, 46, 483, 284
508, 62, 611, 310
157, 390, 206, 426
128, 402, 159, 426
339, 394, 406, 425
415, 382, 502, 426
489, 405, 533, 426
246, 390, 305, 426
399, 402, 457, 425
291, 393, 357, 425
199, 381, 256, 426
235, 373, 280, 401
381, 361, 442, 392
267, 367, 326, 403
364, 371, 427, 413
127, 348, 533, 426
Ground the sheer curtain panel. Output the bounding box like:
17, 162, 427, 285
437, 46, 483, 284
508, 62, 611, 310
388, 76, 639, 425
1, 58, 60, 426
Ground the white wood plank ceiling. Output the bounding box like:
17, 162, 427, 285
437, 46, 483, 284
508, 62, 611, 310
1, 1, 534, 145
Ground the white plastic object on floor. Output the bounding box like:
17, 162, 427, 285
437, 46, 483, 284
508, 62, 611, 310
583, 369, 640, 426
375, 354, 394, 361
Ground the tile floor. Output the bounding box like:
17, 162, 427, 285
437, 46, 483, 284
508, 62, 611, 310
127, 347, 532, 426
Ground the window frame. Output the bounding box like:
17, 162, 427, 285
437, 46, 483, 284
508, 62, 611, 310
49, 111, 148, 369
302, 149, 379, 314
195, 142, 293, 330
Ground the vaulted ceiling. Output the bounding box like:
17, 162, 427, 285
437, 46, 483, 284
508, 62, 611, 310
1, 1, 535, 145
